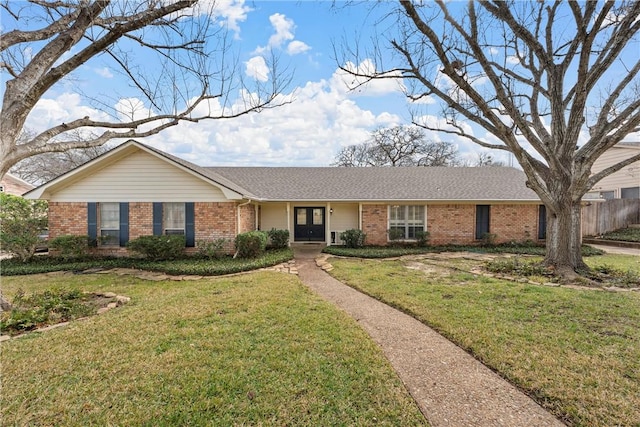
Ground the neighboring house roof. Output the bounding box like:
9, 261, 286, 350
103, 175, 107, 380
24, 139, 540, 202
1, 173, 34, 196
209, 166, 539, 202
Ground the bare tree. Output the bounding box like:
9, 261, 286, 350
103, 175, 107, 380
467, 152, 505, 167
333, 125, 460, 166
341, 1, 640, 278
0, 1, 289, 179
11, 143, 112, 185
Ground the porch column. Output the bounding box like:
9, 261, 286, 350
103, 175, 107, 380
326, 202, 332, 245
286, 203, 291, 245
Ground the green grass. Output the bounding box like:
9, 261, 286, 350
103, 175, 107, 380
0, 248, 293, 276
0, 272, 427, 426
598, 227, 640, 242
328, 257, 640, 427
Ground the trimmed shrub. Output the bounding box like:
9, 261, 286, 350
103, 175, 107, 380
126, 235, 185, 261
415, 230, 431, 247
387, 228, 405, 246
340, 229, 366, 248
196, 238, 229, 259
235, 231, 268, 258
267, 228, 290, 249
48, 235, 91, 260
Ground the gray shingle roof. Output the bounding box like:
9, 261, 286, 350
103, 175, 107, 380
206, 166, 540, 202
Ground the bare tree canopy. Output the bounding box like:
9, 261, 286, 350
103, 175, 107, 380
341, 0, 640, 277
11, 143, 111, 185
0, 0, 289, 179
333, 125, 460, 167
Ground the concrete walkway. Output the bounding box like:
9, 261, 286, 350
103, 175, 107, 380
294, 246, 564, 427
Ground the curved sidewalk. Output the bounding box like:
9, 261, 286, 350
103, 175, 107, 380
294, 249, 564, 427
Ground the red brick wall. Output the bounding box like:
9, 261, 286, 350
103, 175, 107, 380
362, 204, 388, 245
238, 203, 256, 233
129, 202, 153, 239
427, 204, 476, 245
194, 202, 237, 253
48, 202, 88, 239
360, 203, 541, 246
48, 201, 242, 255
490, 204, 539, 243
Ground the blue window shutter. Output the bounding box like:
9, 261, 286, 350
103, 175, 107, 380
185, 202, 195, 247
119, 203, 129, 246
87, 203, 97, 246
153, 203, 163, 235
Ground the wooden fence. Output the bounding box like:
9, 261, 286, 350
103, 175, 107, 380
582, 199, 640, 236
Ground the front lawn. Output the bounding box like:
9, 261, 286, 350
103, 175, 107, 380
328, 256, 640, 427
0, 272, 427, 426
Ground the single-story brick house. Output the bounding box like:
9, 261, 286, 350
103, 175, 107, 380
24, 140, 546, 254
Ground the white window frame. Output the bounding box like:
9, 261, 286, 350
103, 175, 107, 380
388, 205, 426, 241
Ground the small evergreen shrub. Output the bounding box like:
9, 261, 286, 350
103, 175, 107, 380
126, 235, 185, 260
48, 235, 91, 260
415, 230, 431, 247
387, 228, 405, 246
197, 238, 229, 259
480, 232, 497, 246
235, 231, 268, 258
340, 229, 366, 248
267, 228, 290, 249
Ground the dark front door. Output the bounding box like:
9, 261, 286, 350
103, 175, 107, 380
294, 207, 325, 241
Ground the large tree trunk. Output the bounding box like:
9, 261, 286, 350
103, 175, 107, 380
544, 200, 587, 279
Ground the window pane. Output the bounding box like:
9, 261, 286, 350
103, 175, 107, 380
297, 209, 307, 225
164, 203, 185, 231
389, 205, 425, 240
100, 203, 119, 229
313, 209, 323, 225
100, 229, 119, 246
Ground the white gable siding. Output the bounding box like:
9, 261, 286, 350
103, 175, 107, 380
590, 146, 640, 197
51, 150, 230, 202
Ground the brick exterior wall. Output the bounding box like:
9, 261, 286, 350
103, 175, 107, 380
48, 202, 88, 239
490, 204, 539, 243
362, 204, 388, 246
48, 201, 541, 253
195, 202, 237, 253
427, 204, 476, 245
48, 201, 242, 256
362, 203, 542, 246
238, 203, 256, 234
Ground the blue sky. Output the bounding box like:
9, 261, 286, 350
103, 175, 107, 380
8, 1, 638, 168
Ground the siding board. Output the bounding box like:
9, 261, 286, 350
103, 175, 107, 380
51, 151, 230, 202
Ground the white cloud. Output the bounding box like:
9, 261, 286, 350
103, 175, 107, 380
95, 67, 113, 78
267, 13, 295, 48
186, 0, 251, 37
287, 40, 311, 55
244, 56, 270, 82
253, 13, 311, 57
